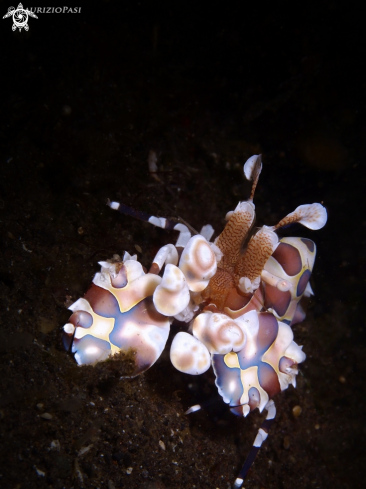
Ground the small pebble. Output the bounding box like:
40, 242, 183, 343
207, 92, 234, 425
34, 466, 45, 477
78, 227, 84, 235
126, 467, 133, 475
135, 244, 142, 253
315, 424, 320, 430
50, 440, 60, 451
78, 444, 93, 457
40, 413, 53, 420
292, 405, 302, 418
339, 375, 346, 384
62, 105, 72, 115
148, 150, 158, 172
159, 440, 166, 451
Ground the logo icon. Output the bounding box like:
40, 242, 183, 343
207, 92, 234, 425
3, 3, 38, 31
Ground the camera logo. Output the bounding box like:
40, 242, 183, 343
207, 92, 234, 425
3, 3, 38, 31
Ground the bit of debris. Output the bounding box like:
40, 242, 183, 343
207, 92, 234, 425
34, 466, 45, 477
38, 316, 57, 334
74, 458, 83, 485
78, 444, 93, 457
148, 150, 158, 172
126, 467, 133, 475
283, 436, 290, 449
40, 413, 53, 420
22, 243, 33, 253
339, 375, 346, 384
148, 150, 163, 182
50, 440, 61, 451
292, 405, 302, 418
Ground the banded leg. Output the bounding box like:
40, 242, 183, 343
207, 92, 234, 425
108, 200, 192, 247
232, 400, 276, 489
108, 200, 215, 247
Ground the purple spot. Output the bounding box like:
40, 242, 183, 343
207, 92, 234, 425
110, 264, 128, 288
264, 283, 291, 318
248, 387, 260, 410
258, 362, 281, 398
68, 310, 93, 329
297, 270, 311, 297
300, 238, 315, 253
279, 356, 295, 374
291, 302, 306, 325
257, 313, 278, 351
272, 243, 302, 276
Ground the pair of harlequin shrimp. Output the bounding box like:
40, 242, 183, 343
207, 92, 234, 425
63, 155, 327, 488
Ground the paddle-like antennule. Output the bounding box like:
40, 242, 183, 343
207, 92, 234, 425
243, 154, 263, 202
274, 203, 327, 231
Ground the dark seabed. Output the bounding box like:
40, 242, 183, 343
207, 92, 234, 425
0, 1, 365, 488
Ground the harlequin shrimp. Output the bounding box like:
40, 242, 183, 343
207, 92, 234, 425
63, 155, 327, 487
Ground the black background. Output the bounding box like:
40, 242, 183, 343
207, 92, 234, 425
0, 1, 365, 488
